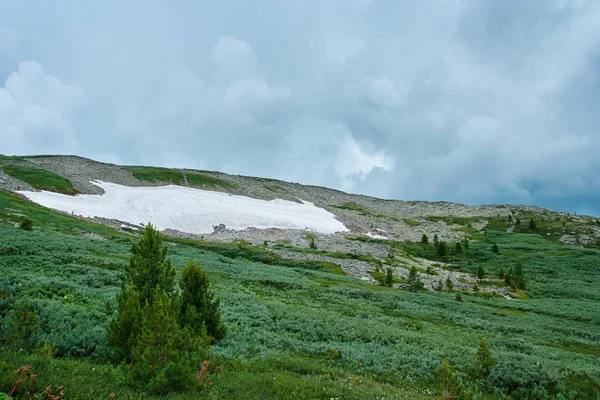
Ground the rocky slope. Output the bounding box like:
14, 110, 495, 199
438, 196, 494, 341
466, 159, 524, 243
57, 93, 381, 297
2, 154, 599, 296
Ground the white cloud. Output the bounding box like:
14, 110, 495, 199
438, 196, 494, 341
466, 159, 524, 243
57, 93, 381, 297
0, 62, 86, 155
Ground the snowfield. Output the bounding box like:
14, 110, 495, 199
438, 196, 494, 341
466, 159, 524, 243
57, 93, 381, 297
18, 181, 348, 235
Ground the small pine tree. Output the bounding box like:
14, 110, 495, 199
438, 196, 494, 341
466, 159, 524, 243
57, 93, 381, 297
446, 277, 454, 291
454, 242, 462, 255
179, 260, 226, 341
491, 243, 499, 253
433, 234, 439, 248
108, 283, 142, 363
421, 234, 429, 245
455, 292, 463, 302
407, 267, 424, 292
477, 266, 485, 279
127, 224, 176, 306
131, 287, 205, 394
3, 299, 39, 348
507, 214, 513, 223
476, 338, 495, 377
528, 218, 537, 231
463, 238, 469, 250
505, 268, 513, 285
498, 268, 505, 280
437, 241, 448, 257
435, 280, 444, 291
306, 234, 317, 249
514, 261, 526, 289
19, 217, 33, 231
516, 218, 521, 226
472, 283, 479, 291
385, 268, 393, 287
438, 355, 464, 399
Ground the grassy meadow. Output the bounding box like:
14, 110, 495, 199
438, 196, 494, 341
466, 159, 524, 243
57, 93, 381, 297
0, 189, 599, 399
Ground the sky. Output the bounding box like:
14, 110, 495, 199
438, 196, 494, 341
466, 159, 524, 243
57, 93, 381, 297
1, 0, 600, 215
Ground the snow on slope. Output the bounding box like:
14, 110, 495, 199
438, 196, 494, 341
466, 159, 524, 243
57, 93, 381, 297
18, 181, 348, 234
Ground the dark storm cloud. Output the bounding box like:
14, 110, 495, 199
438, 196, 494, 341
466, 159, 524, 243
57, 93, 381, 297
1, 0, 599, 214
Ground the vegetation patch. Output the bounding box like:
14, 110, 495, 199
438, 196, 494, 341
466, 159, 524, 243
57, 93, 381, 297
186, 172, 237, 189
123, 166, 186, 184
2, 165, 77, 195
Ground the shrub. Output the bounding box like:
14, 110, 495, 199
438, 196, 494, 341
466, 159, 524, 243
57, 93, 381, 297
420, 234, 429, 245
488, 357, 557, 398
2, 300, 40, 348
491, 243, 499, 253
4, 365, 65, 400
19, 218, 33, 231
455, 293, 463, 302
446, 278, 454, 291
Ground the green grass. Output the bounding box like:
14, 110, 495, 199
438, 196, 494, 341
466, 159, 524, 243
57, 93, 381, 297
185, 172, 237, 189
1, 194, 599, 399
122, 166, 237, 189
2, 165, 77, 195
0, 189, 127, 239
123, 166, 186, 184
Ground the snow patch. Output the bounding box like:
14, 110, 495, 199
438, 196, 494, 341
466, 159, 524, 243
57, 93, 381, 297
18, 181, 348, 235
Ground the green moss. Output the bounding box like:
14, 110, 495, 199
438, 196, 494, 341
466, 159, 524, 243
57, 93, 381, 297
2, 165, 77, 195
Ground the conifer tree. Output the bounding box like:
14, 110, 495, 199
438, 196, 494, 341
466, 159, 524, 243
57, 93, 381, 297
454, 242, 462, 255
108, 283, 142, 363
491, 243, 499, 253
477, 266, 485, 280
19, 217, 33, 231
127, 224, 175, 306
131, 287, 204, 394
528, 218, 537, 231
435, 280, 444, 291
437, 241, 448, 257
179, 260, 226, 341
463, 238, 469, 250
438, 355, 464, 400
514, 261, 526, 289
407, 267, 424, 292
498, 268, 505, 280
385, 268, 393, 287
433, 234, 439, 248
446, 277, 454, 291
455, 292, 463, 302
476, 338, 495, 378
516, 218, 521, 226
3, 299, 39, 348
421, 234, 429, 245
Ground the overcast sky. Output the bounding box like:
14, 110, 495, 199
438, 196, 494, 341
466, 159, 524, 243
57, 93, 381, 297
1, 1, 600, 215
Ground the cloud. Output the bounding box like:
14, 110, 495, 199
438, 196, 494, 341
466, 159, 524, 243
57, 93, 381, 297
334, 135, 393, 191
0, 61, 86, 155
1, 1, 600, 214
